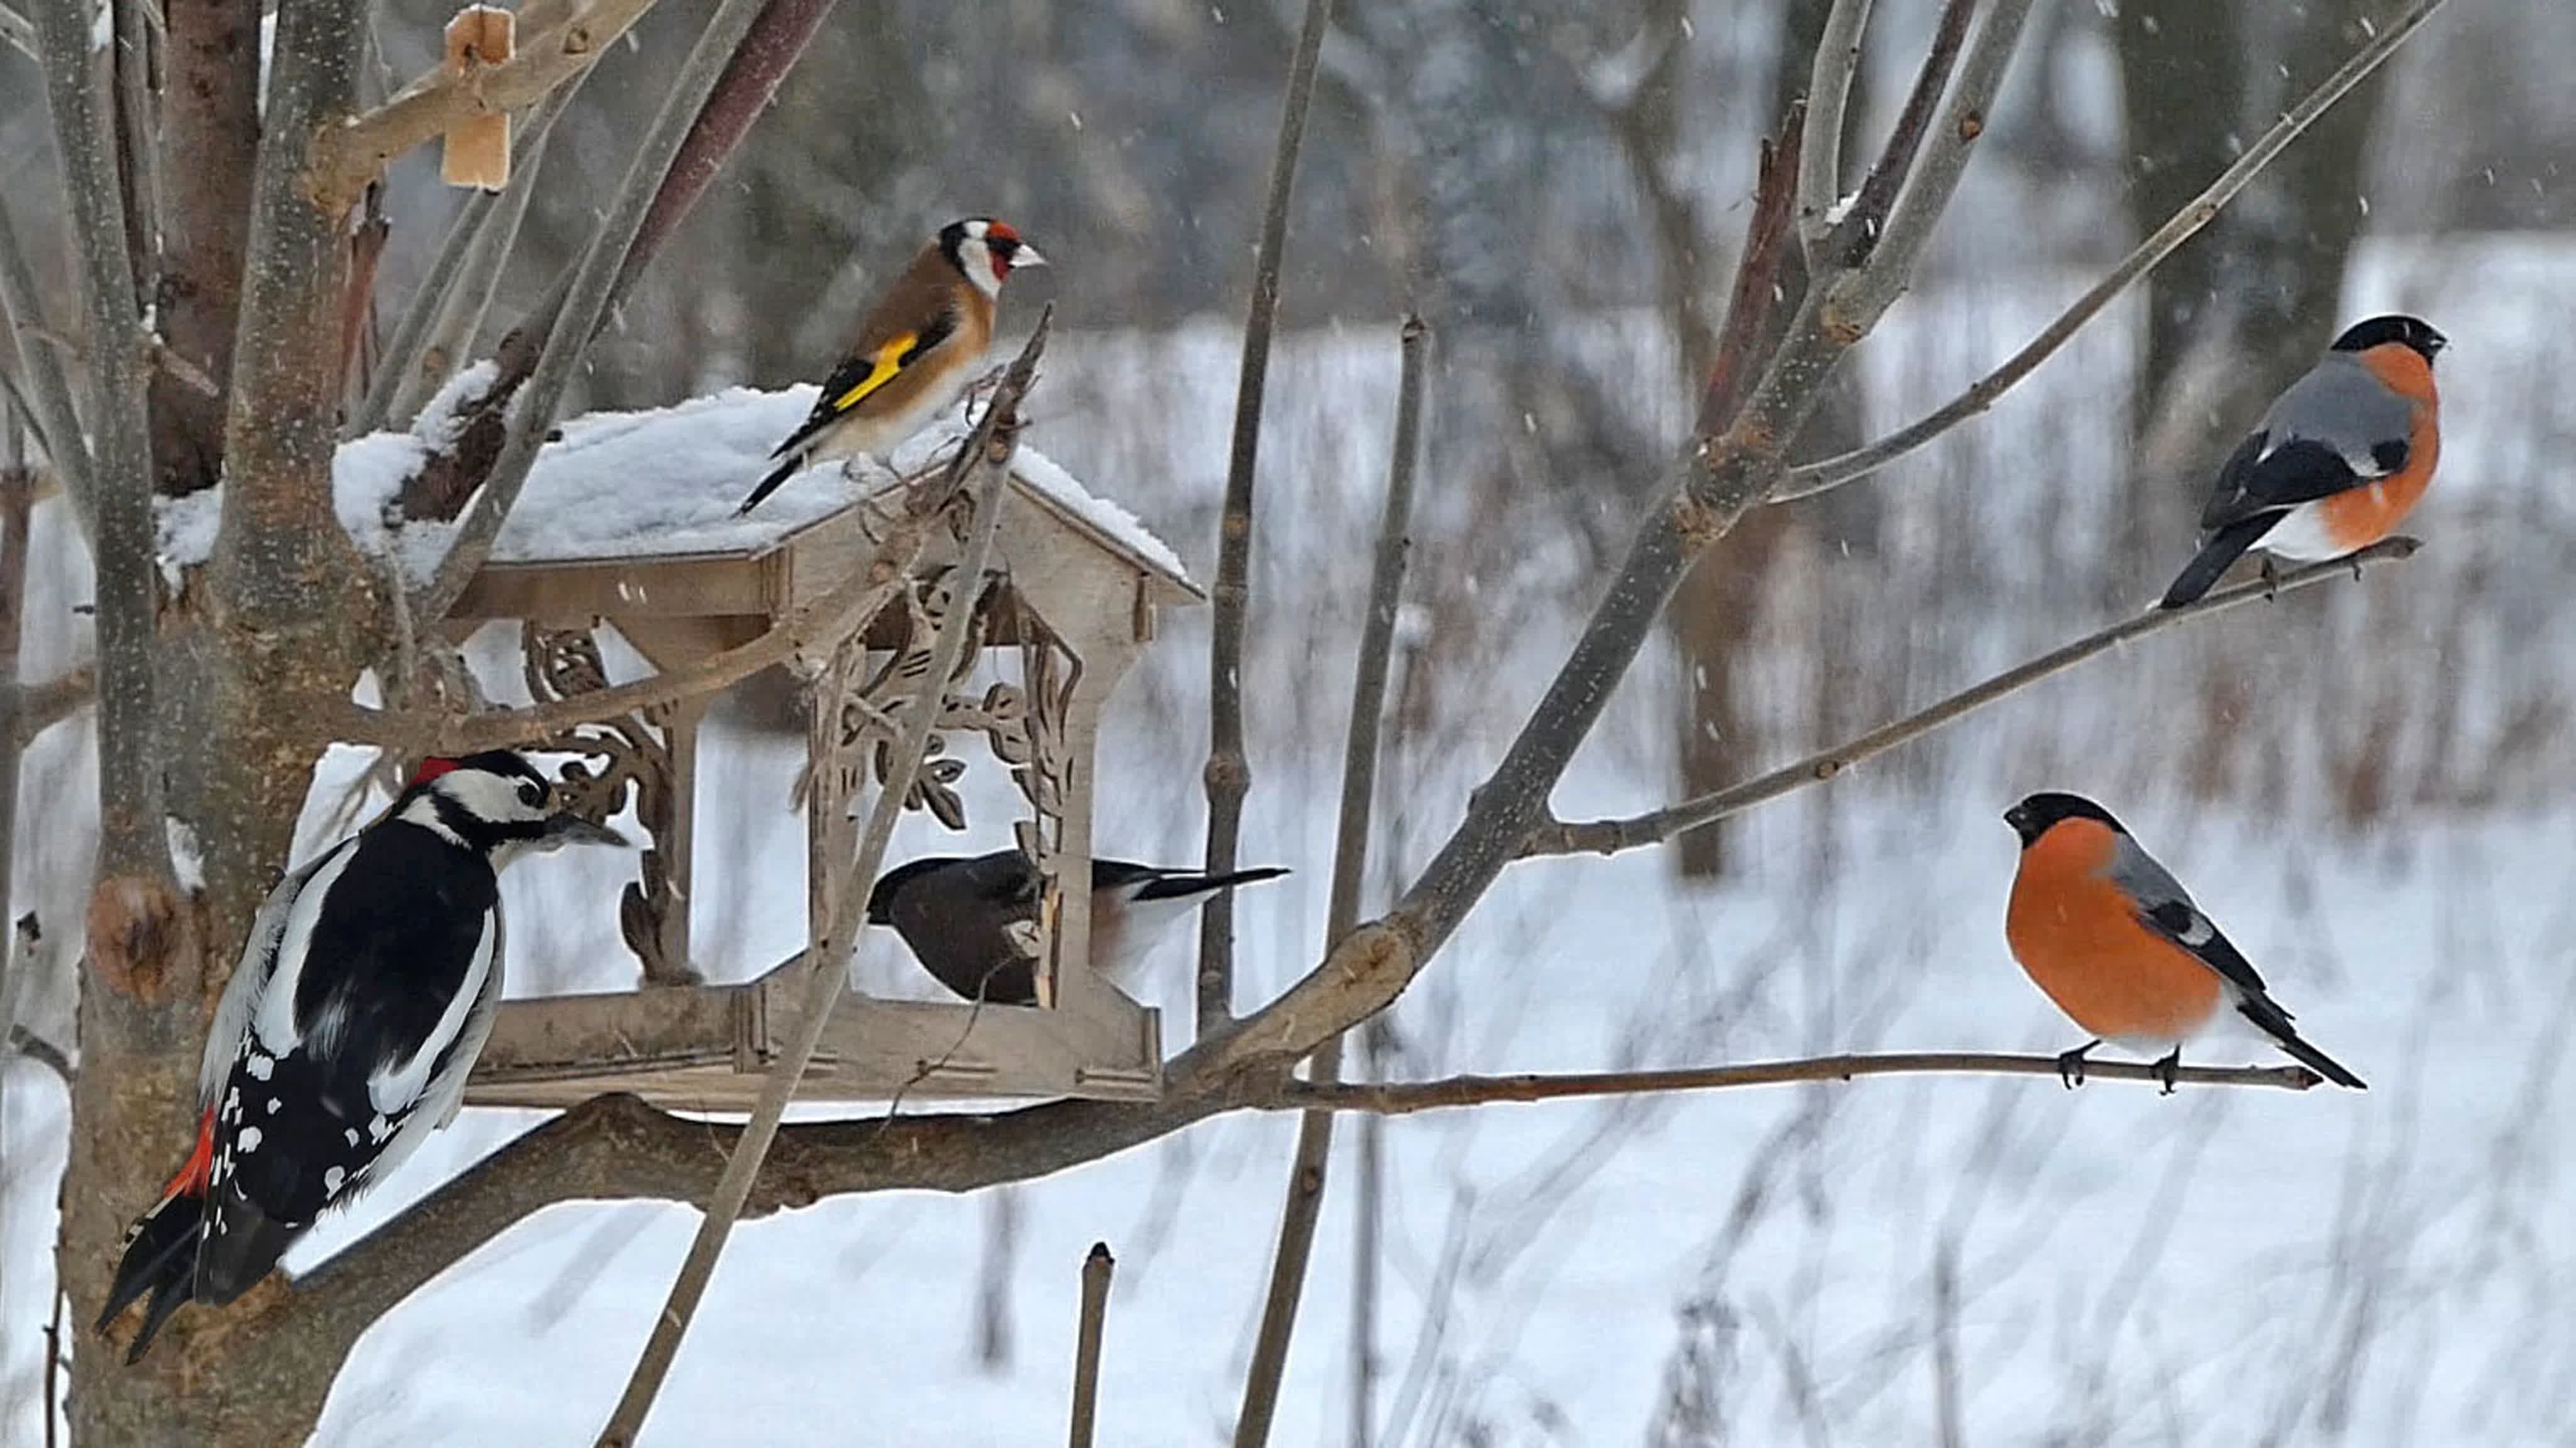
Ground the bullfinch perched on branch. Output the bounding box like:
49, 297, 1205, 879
865, 849, 1289, 1006
2158, 314, 2445, 609
738, 218, 1047, 516
2003, 792, 2365, 1093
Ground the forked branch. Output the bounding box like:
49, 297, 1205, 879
1779, 0, 2453, 501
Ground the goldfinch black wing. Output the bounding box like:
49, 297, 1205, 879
767, 307, 960, 462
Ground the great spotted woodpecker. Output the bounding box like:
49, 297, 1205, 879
864, 850, 1289, 1005
96, 750, 627, 1362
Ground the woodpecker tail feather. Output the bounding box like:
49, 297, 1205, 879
98, 1108, 216, 1362
194, 1178, 301, 1308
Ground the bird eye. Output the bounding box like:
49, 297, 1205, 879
517, 780, 546, 808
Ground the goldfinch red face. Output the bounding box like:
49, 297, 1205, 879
943, 217, 1046, 298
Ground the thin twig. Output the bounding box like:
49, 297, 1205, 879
397, 0, 840, 524
1841, 0, 2036, 314
10, 1024, 72, 1085
43, 1287, 62, 1448
306, 0, 659, 212
0, 201, 94, 525
1794, 0, 1870, 256
592, 321, 1046, 1448
352, 84, 582, 438
1824, 0, 1975, 268
17, 666, 93, 746
1233, 316, 1428, 1448
352, 540, 915, 758
1199, 0, 1336, 1034
1523, 538, 2418, 857
1276, 1053, 2324, 1114
1069, 1242, 1114, 1448
0, 1, 30, 58
409, 0, 770, 626
1699, 109, 1804, 436
31, 0, 164, 873
1780, 0, 2453, 500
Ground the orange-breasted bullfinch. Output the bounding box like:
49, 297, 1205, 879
738, 218, 1046, 516
865, 849, 1288, 1006
2002, 792, 2366, 1093
2158, 314, 2446, 609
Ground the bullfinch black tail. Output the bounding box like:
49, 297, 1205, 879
736, 450, 806, 516
2158, 515, 2277, 609
1123, 865, 1292, 903
2236, 996, 2367, 1089
99, 1109, 215, 1362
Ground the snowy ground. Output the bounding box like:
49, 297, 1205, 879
8, 233, 2576, 1444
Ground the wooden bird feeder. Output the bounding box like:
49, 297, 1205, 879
448, 412, 1199, 1110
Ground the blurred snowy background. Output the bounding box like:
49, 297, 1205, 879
8, 0, 2576, 1443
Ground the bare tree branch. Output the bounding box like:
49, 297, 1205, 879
306, 0, 660, 213
348, 565, 914, 758
1070, 1242, 1114, 1448
1523, 538, 2418, 858
1698, 109, 1804, 436
17, 666, 93, 746
594, 320, 1046, 1448
1823, 0, 1974, 268
1234, 315, 1428, 1448
9, 1023, 72, 1085
1831, 0, 2036, 325
1199, 0, 1336, 1032
1780, 0, 2453, 501
0, 198, 99, 524
147, 0, 261, 500
1277, 1054, 2326, 1114
350, 83, 582, 438
399, 0, 843, 524
30, 0, 162, 874
1794, 0, 1870, 255
407, 0, 819, 621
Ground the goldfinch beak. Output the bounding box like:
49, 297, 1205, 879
1011, 245, 1048, 270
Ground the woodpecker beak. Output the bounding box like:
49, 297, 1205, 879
1010, 244, 1047, 269
538, 812, 630, 850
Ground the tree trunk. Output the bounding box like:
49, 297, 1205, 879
148, 0, 263, 500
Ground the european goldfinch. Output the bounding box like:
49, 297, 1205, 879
738, 217, 1047, 516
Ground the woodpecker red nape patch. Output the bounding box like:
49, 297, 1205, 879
409, 756, 463, 787
162, 1105, 216, 1198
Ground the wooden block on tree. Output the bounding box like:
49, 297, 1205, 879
440, 4, 516, 191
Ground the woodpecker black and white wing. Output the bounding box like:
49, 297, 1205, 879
197, 844, 345, 1108
196, 821, 506, 1305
